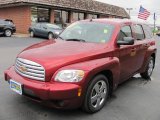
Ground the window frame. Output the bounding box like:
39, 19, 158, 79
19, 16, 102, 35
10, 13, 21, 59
142, 24, 153, 39
133, 24, 145, 40
117, 25, 133, 41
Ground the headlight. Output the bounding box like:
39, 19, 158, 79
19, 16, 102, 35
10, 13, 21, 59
55, 31, 60, 35
55, 70, 85, 82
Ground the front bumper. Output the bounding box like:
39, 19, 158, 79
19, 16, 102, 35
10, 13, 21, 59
12, 27, 16, 33
4, 66, 83, 109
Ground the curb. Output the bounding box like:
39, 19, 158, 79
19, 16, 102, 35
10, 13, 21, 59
12, 33, 30, 38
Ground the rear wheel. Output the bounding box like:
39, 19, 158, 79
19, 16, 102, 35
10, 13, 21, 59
82, 75, 109, 113
5, 29, 12, 37
140, 56, 154, 79
30, 31, 34, 37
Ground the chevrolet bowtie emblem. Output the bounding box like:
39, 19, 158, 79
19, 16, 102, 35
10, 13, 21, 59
19, 66, 27, 72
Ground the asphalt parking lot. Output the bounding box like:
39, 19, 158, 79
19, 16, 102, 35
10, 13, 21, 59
0, 36, 160, 120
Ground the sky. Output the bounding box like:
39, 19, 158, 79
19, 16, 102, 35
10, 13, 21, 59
95, 0, 160, 26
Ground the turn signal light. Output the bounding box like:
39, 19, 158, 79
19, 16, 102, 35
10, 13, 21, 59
78, 88, 82, 97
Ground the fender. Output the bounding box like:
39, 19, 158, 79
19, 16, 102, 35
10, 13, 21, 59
139, 46, 157, 73
4, 27, 13, 31
52, 57, 120, 91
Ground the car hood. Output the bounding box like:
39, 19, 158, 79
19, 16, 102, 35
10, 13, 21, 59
18, 39, 112, 81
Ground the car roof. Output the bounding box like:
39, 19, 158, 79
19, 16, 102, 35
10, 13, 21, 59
37, 22, 55, 25
82, 18, 148, 26
0, 19, 13, 23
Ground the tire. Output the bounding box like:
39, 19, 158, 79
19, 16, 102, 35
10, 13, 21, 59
82, 75, 109, 113
30, 31, 34, 37
5, 29, 12, 37
140, 56, 155, 79
48, 32, 54, 40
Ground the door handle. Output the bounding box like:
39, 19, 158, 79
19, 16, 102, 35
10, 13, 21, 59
130, 48, 137, 56
131, 48, 137, 51
143, 43, 149, 47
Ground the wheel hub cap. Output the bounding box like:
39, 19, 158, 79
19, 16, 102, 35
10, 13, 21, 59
148, 59, 154, 76
91, 80, 107, 109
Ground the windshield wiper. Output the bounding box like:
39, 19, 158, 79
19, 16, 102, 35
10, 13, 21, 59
57, 36, 64, 40
65, 39, 86, 42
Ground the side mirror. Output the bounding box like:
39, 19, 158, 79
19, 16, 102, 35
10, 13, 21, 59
43, 27, 47, 29
117, 37, 134, 46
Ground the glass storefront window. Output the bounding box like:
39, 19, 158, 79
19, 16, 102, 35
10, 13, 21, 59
88, 14, 98, 19
79, 13, 84, 20
93, 15, 98, 19
73, 12, 79, 22
37, 7, 50, 22
31, 7, 38, 23
54, 10, 69, 28
88, 14, 93, 19
54, 10, 62, 26
62, 11, 69, 23
72, 12, 84, 22
31, 7, 50, 24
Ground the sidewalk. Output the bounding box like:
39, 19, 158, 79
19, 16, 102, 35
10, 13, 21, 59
12, 33, 30, 38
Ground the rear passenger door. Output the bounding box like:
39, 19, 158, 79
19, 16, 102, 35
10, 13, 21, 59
34, 23, 42, 36
132, 24, 150, 70
118, 25, 139, 82
39, 24, 49, 37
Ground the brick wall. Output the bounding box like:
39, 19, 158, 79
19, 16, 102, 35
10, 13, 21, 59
0, 6, 31, 33
50, 9, 55, 24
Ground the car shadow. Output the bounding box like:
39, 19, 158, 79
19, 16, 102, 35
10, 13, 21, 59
109, 76, 151, 100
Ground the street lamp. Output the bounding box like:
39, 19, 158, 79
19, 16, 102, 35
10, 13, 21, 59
126, 8, 133, 17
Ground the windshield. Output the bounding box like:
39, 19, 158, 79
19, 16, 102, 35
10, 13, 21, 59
59, 22, 114, 43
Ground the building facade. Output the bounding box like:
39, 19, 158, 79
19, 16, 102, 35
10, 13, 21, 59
0, 0, 129, 33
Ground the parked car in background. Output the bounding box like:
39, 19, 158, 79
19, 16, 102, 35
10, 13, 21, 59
5, 19, 156, 113
29, 23, 63, 39
156, 32, 160, 36
0, 19, 16, 37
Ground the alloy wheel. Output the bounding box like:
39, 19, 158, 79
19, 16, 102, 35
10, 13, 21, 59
148, 58, 154, 76
90, 80, 107, 110
5, 29, 12, 37
48, 33, 53, 40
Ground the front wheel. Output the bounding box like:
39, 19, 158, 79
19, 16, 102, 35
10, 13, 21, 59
82, 75, 109, 113
48, 33, 54, 40
140, 56, 155, 79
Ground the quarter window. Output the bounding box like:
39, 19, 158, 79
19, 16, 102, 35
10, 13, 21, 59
134, 25, 145, 40
143, 25, 153, 39
118, 26, 132, 40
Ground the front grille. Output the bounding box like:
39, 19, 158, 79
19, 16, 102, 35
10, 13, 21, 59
15, 58, 45, 81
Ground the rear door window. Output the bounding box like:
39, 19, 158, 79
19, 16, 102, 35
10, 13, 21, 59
134, 25, 145, 40
118, 26, 132, 41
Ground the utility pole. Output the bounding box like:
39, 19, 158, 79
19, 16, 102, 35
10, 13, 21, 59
153, 13, 156, 33
126, 8, 133, 18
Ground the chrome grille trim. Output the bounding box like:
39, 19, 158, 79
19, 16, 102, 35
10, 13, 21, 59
15, 58, 45, 81
16, 59, 44, 71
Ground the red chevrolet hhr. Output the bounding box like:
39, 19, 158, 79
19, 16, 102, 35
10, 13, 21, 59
4, 19, 156, 113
